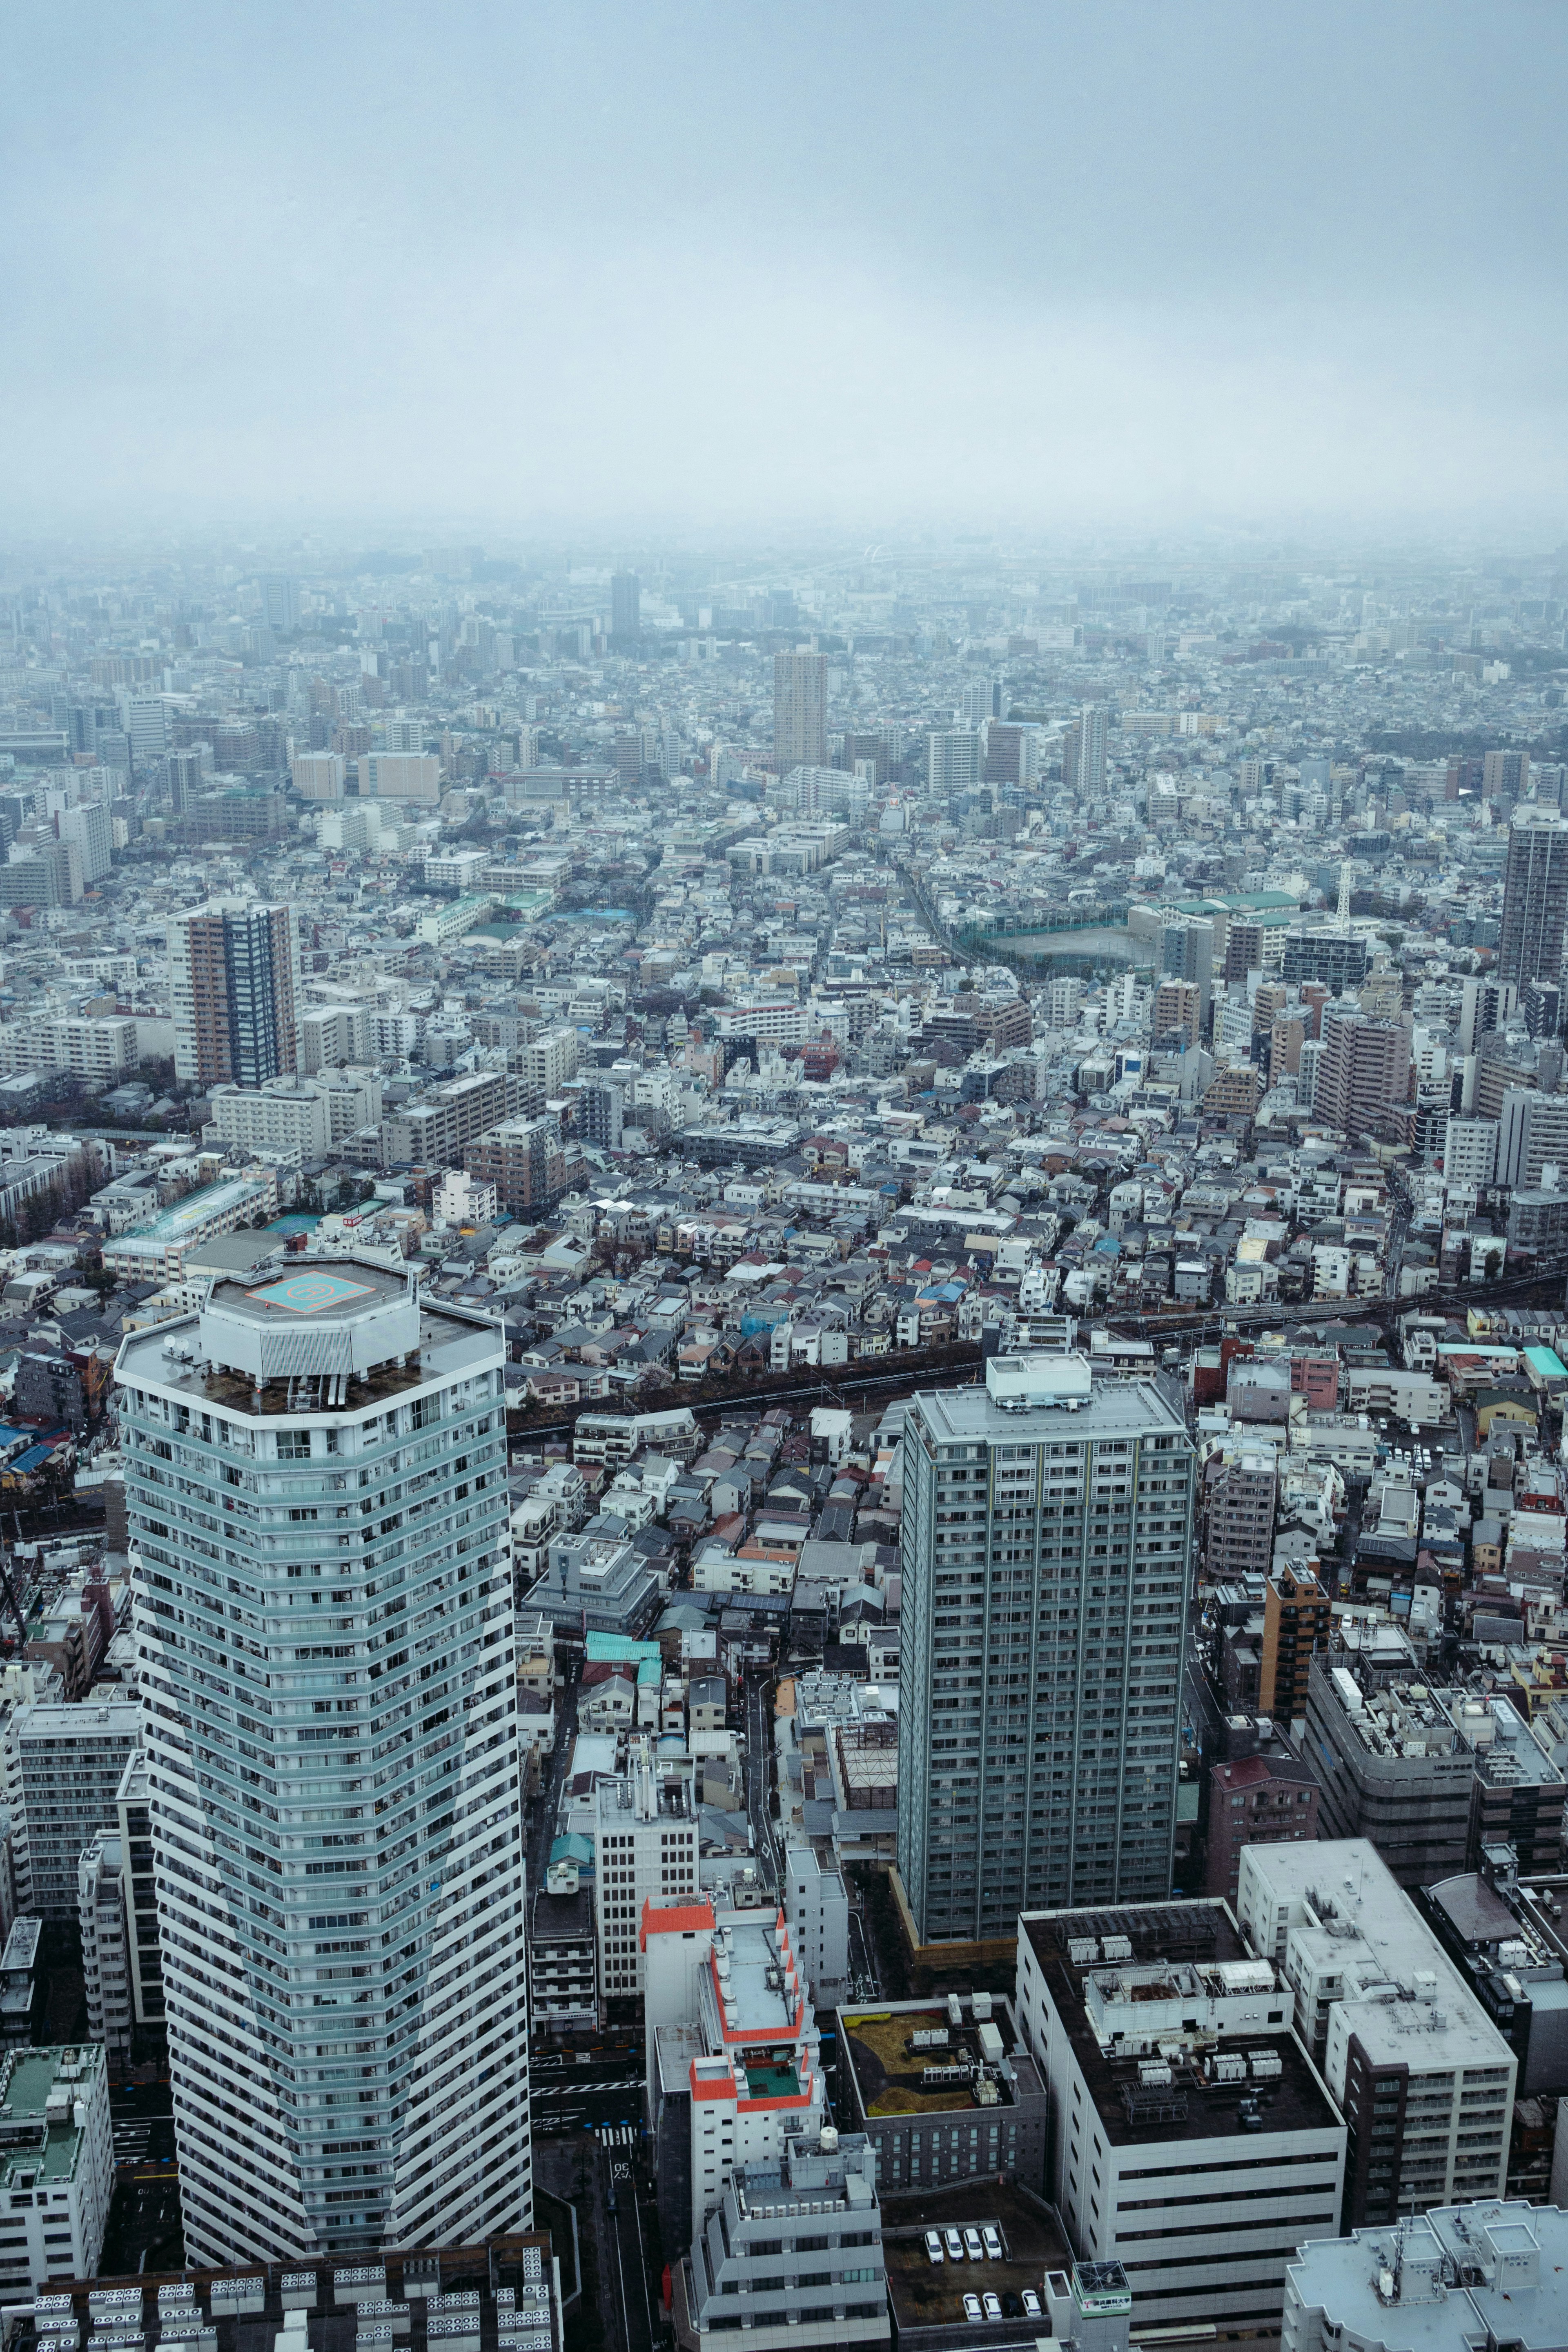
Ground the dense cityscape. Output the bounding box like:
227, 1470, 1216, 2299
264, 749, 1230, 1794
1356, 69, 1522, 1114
0, 532, 1554, 2352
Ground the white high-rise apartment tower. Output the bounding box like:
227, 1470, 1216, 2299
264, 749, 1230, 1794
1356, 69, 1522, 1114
116, 1258, 529, 2264
897, 1353, 1193, 1943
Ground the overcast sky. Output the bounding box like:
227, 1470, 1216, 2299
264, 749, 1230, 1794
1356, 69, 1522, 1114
4, 1, 1564, 539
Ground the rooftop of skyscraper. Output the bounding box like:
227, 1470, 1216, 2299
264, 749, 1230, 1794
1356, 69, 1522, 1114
115, 1254, 499, 1413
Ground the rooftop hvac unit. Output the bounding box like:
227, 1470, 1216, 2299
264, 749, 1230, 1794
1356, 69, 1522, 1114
1209, 2053, 1247, 2084
1068, 1938, 1098, 1965
1249, 2051, 1283, 2080
972, 1991, 993, 2021
1102, 1936, 1133, 1962
948, 1994, 964, 2026
1138, 2061, 1173, 2088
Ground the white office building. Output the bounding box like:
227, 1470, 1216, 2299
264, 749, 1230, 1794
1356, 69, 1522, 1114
593, 1739, 699, 2000
1016, 1900, 1347, 2338
117, 1257, 529, 2263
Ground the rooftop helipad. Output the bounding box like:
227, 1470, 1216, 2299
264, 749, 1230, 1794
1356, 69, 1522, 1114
247, 1272, 380, 1314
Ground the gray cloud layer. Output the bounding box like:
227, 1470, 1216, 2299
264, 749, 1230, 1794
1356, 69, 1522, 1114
4, 1, 1564, 534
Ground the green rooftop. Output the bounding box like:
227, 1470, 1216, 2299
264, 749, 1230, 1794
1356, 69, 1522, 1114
744, 2060, 800, 2101
0, 2047, 102, 2185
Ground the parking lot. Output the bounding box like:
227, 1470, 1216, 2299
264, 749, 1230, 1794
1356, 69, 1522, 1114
880, 2182, 1071, 2336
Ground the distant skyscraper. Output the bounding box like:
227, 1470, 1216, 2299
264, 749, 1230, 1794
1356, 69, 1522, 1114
1499, 811, 1568, 989
258, 576, 301, 632
115, 693, 168, 771
167, 750, 204, 813
58, 799, 111, 883
610, 571, 641, 640
773, 651, 827, 771
118, 1259, 530, 2261
896, 1354, 1194, 1943
1062, 703, 1107, 796
170, 899, 301, 1087
926, 728, 982, 794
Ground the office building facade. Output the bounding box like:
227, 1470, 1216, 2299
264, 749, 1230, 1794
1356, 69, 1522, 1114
1016, 1902, 1347, 2338
117, 1258, 529, 2263
896, 1355, 1193, 1942
170, 900, 301, 1089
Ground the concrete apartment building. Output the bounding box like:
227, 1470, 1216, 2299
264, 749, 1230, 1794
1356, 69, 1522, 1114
1305, 1630, 1566, 1886
1237, 1841, 1516, 2228
897, 1354, 1194, 1942
679, 2127, 889, 2352
1498, 810, 1568, 987
1497, 1085, 1568, 1188
170, 899, 301, 1089
1204, 1742, 1321, 1907
205, 1069, 381, 1157
118, 1258, 530, 2266
530, 1861, 598, 2035
1015, 1899, 1346, 2338
78, 1833, 132, 2070
773, 652, 827, 771
1201, 1451, 1278, 1579
465, 1114, 568, 1216
1260, 1564, 1332, 1723
1314, 1005, 1411, 1137
379, 1066, 523, 1167
7, 1702, 143, 1920
782, 1840, 851, 2009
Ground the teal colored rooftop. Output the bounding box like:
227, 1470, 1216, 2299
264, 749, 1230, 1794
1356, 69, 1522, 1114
1525, 1346, 1568, 1378
0, 2046, 102, 2185
586, 1632, 662, 1668
744, 2060, 801, 2102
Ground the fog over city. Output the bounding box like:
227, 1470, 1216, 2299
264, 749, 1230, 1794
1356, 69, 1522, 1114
4, 1, 1565, 535
6, 9, 1568, 2346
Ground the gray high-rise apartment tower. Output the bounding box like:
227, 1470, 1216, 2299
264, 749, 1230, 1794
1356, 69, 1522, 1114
1061, 703, 1108, 797
610, 571, 641, 640
117, 1258, 530, 2263
897, 1354, 1194, 1943
773, 651, 827, 771
170, 898, 301, 1088
1499, 810, 1568, 989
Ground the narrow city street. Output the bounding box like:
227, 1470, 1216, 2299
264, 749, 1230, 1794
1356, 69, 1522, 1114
743, 1668, 782, 1893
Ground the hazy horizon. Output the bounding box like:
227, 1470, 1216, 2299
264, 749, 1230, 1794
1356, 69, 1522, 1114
4, 0, 1565, 539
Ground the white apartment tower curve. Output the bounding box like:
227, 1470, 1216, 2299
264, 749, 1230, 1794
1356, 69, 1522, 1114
115, 1258, 529, 2265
